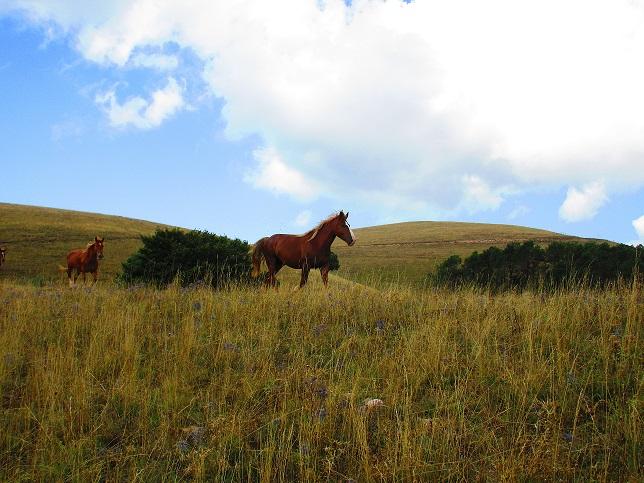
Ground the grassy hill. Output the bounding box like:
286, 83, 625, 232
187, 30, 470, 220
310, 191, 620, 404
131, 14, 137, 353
332, 220, 604, 286
0, 203, 171, 282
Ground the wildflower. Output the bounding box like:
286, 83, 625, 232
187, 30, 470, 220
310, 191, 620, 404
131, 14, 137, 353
192, 301, 202, 312
223, 341, 240, 352
177, 425, 206, 453
375, 319, 385, 331
298, 442, 310, 456
316, 385, 329, 400
316, 407, 327, 421
562, 432, 573, 443
313, 324, 327, 337
176, 439, 190, 454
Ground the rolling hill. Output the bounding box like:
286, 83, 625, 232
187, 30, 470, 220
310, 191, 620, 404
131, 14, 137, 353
332, 220, 605, 286
1, 202, 606, 285
0, 203, 171, 282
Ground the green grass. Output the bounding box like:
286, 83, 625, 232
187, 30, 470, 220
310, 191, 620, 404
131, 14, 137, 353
0, 203, 171, 282
0, 278, 640, 481
332, 220, 605, 287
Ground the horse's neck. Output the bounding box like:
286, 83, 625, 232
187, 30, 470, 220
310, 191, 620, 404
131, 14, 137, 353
83, 245, 97, 261
310, 223, 335, 251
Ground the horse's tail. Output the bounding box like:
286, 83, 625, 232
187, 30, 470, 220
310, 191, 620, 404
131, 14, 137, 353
250, 238, 266, 278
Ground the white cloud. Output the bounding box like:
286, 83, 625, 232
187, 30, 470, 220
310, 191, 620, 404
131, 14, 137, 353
129, 52, 178, 71
51, 118, 84, 141
632, 215, 644, 243
244, 146, 319, 201
95, 77, 184, 129
559, 181, 609, 222
507, 205, 530, 221
294, 209, 312, 227
4, 0, 644, 212
459, 175, 507, 213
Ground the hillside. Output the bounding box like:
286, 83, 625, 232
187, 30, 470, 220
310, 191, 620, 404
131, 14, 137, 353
332, 220, 604, 286
1, 203, 608, 286
0, 203, 171, 282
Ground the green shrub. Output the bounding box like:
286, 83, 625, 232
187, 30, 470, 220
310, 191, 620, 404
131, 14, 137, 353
329, 251, 340, 271
119, 229, 251, 288
431, 240, 641, 290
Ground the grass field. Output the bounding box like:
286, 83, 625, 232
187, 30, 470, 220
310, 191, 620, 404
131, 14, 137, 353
0, 204, 640, 481
0, 277, 640, 481
332, 221, 602, 287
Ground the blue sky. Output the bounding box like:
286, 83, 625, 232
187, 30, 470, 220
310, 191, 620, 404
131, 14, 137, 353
1, 1, 643, 244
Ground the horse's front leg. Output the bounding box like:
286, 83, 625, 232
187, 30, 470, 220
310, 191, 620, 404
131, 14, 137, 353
92, 271, 98, 285
299, 266, 310, 288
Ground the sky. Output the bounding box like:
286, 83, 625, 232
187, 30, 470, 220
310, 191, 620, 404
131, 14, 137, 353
1, 0, 643, 244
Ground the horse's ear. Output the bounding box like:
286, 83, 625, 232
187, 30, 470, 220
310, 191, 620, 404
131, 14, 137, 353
95, 236, 99, 242
345, 211, 349, 219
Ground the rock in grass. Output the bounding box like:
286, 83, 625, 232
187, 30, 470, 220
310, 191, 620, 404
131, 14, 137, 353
363, 398, 384, 411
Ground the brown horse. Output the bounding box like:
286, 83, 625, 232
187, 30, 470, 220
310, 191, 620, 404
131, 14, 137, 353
60, 236, 104, 286
251, 211, 355, 288
0, 247, 5, 267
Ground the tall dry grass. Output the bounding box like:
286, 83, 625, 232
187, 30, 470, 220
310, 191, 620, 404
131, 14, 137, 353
0, 277, 641, 481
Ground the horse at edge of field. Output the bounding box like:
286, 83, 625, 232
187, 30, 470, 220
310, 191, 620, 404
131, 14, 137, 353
59, 236, 104, 287
251, 211, 356, 288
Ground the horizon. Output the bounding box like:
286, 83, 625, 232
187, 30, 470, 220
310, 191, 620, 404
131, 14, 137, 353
0, 200, 618, 246
1, 1, 643, 245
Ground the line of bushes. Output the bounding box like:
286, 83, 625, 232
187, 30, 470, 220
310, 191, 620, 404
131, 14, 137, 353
430, 240, 641, 290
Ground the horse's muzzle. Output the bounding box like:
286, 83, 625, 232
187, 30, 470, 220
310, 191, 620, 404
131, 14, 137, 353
98, 254, 104, 260
348, 239, 356, 246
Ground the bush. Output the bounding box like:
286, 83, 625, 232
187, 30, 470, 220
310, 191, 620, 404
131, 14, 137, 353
431, 241, 641, 290
119, 229, 251, 288
329, 251, 340, 271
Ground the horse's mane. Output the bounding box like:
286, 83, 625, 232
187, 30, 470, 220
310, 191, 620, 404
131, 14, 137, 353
304, 212, 341, 241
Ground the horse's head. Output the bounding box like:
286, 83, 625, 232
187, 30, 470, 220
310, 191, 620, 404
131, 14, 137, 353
0, 247, 5, 264
94, 236, 105, 259
333, 211, 356, 246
